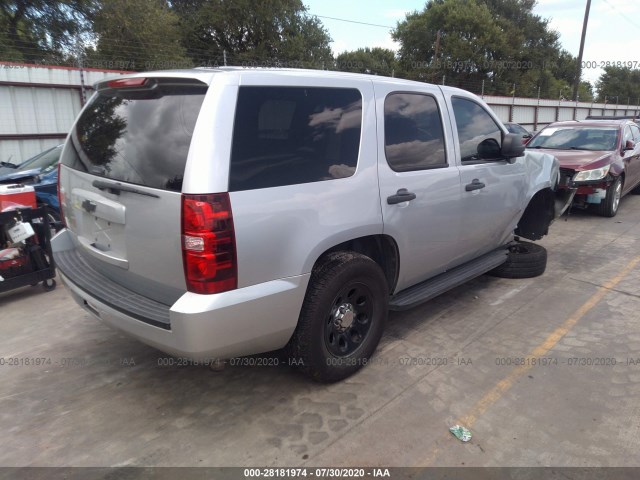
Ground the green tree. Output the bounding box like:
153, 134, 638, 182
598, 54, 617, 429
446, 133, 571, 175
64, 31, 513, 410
392, 0, 583, 99
394, 0, 508, 86
595, 67, 640, 104
335, 47, 397, 77
171, 0, 333, 68
87, 0, 190, 71
0, 0, 95, 63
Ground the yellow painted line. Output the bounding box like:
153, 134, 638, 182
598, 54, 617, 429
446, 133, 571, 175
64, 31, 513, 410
414, 255, 640, 467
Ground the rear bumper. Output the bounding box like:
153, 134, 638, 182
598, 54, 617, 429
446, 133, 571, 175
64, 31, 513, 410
52, 229, 310, 359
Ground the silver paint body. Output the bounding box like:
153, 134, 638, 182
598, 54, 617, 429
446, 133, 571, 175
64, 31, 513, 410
53, 68, 559, 360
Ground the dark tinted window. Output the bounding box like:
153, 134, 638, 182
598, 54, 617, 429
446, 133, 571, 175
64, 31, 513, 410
229, 87, 362, 191
452, 97, 503, 163
62, 78, 207, 192
384, 93, 446, 171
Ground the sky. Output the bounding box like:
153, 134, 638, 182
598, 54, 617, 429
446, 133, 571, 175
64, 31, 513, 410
303, 0, 640, 85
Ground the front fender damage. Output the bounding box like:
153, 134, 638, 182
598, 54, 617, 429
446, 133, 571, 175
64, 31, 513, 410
514, 151, 571, 240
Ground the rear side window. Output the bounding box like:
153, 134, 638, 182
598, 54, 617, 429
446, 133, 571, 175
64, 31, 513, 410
452, 97, 503, 163
229, 87, 362, 191
62, 78, 207, 192
384, 93, 447, 171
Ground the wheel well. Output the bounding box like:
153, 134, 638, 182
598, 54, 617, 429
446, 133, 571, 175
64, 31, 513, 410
515, 188, 555, 241
315, 235, 399, 293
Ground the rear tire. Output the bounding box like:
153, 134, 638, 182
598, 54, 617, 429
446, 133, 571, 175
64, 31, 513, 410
489, 241, 547, 279
288, 252, 388, 383
597, 176, 622, 217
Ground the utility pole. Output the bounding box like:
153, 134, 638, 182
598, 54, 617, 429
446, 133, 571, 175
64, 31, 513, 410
573, 0, 591, 101
434, 30, 441, 62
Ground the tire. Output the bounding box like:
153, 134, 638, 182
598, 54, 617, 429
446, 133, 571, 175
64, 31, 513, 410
42, 278, 56, 291
489, 241, 547, 279
597, 176, 622, 217
288, 252, 389, 383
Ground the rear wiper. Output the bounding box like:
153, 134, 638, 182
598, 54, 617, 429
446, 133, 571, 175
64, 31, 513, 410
92, 179, 160, 198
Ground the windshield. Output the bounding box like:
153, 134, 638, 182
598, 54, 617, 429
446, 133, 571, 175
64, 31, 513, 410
17, 145, 62, 173
528, 126, 619, 151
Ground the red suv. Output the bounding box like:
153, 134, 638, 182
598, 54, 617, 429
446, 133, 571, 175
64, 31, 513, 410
527, 120, 640, 217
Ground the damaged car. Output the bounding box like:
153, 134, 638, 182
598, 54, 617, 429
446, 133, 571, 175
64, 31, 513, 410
53, 69, 562, 382
527, 120, 640, 217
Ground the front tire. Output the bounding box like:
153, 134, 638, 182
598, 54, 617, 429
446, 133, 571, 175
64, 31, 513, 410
288, 252, 388, 383
489, 241, 547, 279
597, 176, 622, 217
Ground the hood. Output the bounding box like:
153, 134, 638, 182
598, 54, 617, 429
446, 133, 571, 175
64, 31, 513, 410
0, 167, 41, 184
528, 149, 612, 170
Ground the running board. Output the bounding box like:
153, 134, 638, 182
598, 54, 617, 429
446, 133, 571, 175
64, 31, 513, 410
389, 249, 508, 311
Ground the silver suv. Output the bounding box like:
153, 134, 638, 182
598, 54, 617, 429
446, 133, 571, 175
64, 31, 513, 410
52, 68, 560, 382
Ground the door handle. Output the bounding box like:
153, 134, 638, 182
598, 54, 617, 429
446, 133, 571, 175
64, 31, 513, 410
465, 179, 485, 192
387, 188, 417, 205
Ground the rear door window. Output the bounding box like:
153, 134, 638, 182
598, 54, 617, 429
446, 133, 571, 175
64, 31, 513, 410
61, 78, 208, 192
229, 87, 362, 191
384, 93, 447, 171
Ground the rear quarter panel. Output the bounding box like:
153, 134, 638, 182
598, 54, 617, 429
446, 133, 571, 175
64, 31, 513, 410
194, 73, 382, 289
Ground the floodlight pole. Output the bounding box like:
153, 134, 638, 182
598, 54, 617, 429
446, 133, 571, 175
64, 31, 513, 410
573, 0, 591, 101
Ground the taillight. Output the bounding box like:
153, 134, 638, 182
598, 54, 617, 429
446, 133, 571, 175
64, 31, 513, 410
57, 162, 66, 227
181, 193, 237, 294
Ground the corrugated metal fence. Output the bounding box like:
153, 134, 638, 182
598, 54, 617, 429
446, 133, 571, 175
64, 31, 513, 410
1, 63, 639, 164
0, 63, 126, 164
483, 95, 640, 133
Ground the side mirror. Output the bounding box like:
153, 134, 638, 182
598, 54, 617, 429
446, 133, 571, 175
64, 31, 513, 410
478, 138, 501, 159
624, 139, 635, 151
501, 133, 525, 160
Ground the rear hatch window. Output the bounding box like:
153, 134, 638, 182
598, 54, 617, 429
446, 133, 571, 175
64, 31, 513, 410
62, 77, 208, 191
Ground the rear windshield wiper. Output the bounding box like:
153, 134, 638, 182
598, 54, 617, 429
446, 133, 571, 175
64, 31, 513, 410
92, 179, 160, 198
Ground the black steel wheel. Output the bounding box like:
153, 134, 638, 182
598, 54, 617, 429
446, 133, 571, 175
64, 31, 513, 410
324, 282, 375, 357
288, 251, 388, 383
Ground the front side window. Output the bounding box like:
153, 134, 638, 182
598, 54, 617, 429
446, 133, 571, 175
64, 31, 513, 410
383, 93, 447, 172
631, 124, 640, 142
229, 87, 362, 191
451, 97, 503, 163
623, 126, 634, 146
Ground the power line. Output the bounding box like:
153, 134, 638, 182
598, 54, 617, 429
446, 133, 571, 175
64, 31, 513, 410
601, 0, 640, 32
313, 15, 394, 29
